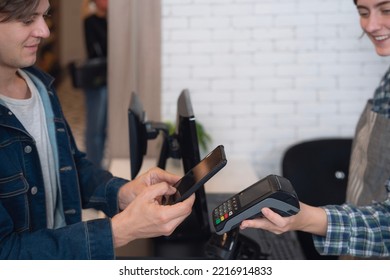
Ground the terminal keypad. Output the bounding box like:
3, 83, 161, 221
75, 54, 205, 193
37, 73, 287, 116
213, 197, 238, 225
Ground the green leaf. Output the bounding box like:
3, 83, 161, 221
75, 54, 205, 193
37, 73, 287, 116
164, 120, 212, 153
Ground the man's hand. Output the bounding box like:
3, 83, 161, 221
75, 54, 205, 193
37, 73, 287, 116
111, 181, 195, 248
117, 167, 181, 210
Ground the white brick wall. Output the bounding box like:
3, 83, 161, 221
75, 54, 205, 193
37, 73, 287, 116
161, 0, 389, 178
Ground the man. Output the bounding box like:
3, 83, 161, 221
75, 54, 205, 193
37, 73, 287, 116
0, 0, 194, 259
81, 0, 108, 168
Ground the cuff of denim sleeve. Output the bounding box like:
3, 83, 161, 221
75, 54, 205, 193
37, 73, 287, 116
106, 177, 129, 217
85, 218, 115, 260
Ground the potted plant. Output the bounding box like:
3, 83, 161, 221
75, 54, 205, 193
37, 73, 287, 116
165, 121, 212, 155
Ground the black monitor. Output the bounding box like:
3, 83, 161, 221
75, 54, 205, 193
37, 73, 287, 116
167, 89, 211, 240
176, 89, 201, 173
128, 92, 168, 179
128, 90, 211, 257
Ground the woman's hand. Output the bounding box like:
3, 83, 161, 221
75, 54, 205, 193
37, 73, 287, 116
240, 202, 328, 236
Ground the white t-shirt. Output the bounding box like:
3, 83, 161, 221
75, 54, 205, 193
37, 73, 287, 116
0, 70, 60, 229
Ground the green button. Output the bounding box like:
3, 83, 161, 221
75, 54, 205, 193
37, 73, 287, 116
215, 219, 221, 225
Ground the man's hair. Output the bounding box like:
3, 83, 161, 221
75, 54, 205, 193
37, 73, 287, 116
353, 0, 357, 5
0, 0, 40, 23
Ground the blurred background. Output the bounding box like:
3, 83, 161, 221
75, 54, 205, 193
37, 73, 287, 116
47, 0, 388, 179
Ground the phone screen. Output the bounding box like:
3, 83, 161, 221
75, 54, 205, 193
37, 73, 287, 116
167, 145, 227, 204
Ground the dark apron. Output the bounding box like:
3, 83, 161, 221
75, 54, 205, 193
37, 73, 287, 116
343, 100, 390, 259
346, 101, 390, 205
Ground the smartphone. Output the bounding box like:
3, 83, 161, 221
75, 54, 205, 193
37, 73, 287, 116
212, 174, 300, 235
164, 145, 227, 205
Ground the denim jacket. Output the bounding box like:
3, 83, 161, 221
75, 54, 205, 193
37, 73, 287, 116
0, 66, 128, 259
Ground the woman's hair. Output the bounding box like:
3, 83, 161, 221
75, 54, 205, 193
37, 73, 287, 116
0, 0, 40, 23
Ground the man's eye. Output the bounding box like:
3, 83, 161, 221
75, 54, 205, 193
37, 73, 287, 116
43, 13, 52, 20
22, 18, 35, 25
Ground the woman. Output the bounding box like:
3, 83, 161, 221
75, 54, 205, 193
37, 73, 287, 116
241, 0, 390, 258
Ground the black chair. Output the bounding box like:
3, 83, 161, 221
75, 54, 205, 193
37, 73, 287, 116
281, 138, 353, 260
